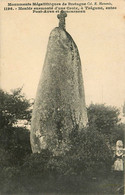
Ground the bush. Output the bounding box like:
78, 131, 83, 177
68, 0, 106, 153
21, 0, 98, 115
46, 126, 113, 178
21, 126, 113, 179
20, 129, 113, 179
87, 104, 120, 134
66, 126, 113, 177
0, 148, 14, 168
0, 166, 20, 194
21, 149, 52, 177
0, 126, 114, 193
8, 127, 32, 165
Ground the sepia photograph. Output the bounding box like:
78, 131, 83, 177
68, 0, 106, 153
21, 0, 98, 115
0, 0, 125, 194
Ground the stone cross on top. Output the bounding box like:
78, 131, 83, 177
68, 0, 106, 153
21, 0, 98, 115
57, 10, 67, 29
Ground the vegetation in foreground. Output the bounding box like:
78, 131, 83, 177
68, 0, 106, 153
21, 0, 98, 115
0, 88, 124, 194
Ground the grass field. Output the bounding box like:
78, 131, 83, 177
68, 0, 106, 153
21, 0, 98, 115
2, 171, 123, 195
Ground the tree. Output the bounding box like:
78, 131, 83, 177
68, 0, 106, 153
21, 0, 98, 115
0, 87, 32, 129
0, 88, 32, 162
87, 103, 124, 145
87, 104, 120, 134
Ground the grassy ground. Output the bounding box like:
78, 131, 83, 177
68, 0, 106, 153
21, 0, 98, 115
1, 171, 123, 195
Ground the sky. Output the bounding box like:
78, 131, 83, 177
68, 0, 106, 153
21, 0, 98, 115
0, 0, 125, 108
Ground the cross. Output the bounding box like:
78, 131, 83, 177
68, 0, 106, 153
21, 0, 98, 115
57, 10, 67, 29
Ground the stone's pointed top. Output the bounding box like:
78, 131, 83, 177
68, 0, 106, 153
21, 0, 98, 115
57, 10, 67, 30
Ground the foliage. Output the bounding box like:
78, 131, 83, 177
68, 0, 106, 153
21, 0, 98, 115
0, 148, 14, 168
0, 126, 32, 166
87, 103, 125, 146
68, 126, 113, 177
0, 88, 32, 164
87, 104, 120, 134
0, 88, 124, 194
47, 126, 113, 178
0, 87, 32, 132
0, 88, 32, 129
107, 123, 125, 144
17, 126, 113, 180
9, 127, 32, 165
21, 149, 52, 177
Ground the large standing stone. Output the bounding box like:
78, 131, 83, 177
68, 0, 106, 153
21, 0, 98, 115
30, 11, 88, 154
